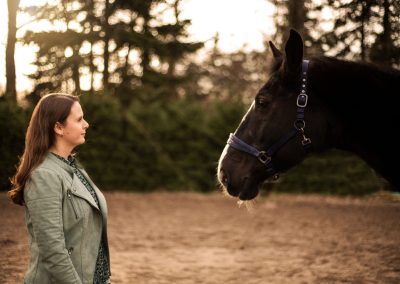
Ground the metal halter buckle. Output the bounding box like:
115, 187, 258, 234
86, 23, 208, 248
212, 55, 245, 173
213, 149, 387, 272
297, 94, 308, 107
301, 137, 312, 146
258, 151, 271, 165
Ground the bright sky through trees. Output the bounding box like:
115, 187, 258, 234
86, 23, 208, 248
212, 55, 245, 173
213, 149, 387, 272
0, 0, 275, 93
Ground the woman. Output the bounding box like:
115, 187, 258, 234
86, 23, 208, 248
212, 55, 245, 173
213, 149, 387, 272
8, 93, 111, 284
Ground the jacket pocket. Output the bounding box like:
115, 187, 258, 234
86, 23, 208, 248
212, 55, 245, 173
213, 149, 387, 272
67, 189, 79, 219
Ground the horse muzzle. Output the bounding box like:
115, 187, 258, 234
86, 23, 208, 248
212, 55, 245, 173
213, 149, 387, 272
219, 168, 261, 200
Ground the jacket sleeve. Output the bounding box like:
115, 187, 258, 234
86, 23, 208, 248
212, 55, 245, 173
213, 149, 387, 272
25, 168, 82, 284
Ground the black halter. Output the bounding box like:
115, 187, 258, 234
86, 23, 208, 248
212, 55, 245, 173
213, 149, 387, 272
227, 60, 312, 176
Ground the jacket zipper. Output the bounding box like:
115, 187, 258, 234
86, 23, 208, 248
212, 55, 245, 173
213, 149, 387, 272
67, 190, 79, 219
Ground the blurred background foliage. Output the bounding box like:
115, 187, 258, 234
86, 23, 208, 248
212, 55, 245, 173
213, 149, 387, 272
1, 0, 398, 195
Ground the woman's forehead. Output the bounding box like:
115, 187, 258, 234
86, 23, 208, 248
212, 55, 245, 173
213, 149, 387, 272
69, 102, 83, 116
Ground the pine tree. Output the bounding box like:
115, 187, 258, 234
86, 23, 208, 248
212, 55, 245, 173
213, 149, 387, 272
314, 0, 400, 66
5, 0, 20, 101
22, 0, 96, 98
269, 0, 320, 57
369, 0, 400, 67
22, 0, 203, 101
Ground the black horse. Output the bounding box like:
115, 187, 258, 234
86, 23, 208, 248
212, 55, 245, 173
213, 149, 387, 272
217, 29, 400, 200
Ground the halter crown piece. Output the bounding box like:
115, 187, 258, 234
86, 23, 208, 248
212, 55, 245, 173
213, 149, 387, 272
227, 60, 312, 176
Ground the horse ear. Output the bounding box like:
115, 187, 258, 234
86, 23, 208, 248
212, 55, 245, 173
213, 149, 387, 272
268, 41, 282, 59
284, 29, 303, 72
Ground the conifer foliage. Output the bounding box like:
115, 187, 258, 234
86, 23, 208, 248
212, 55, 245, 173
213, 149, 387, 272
22, 0, 203, 100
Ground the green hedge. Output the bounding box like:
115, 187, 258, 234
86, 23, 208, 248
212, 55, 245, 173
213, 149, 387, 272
0, 99, 31, 190
0, 95, 386, 195
77, 95, 245, 192
264, 150, 386, 196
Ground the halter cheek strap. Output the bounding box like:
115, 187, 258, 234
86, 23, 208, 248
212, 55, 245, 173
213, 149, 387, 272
227, 60, 312, 175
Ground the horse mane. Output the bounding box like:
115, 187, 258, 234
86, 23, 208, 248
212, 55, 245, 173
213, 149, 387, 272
311, 56, 400, 85
306, 56, 400, 188
308, 56, 400, 119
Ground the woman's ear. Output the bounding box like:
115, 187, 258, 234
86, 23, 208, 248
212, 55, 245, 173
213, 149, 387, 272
54, 122, 64, 137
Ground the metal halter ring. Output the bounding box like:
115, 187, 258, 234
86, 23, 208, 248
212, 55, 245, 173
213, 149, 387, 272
294, 119, 306, 130
258, 151, 272, 165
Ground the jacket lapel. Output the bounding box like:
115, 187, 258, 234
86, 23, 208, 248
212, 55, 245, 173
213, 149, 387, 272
70, 174, 100, 211
46, 152, 104, 214
79, 169, 108, 226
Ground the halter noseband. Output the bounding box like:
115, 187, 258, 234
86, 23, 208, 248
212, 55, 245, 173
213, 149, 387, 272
227, 60, 312, 176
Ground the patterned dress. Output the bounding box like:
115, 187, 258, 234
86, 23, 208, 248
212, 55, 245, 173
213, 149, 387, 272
52, 153, 110, 284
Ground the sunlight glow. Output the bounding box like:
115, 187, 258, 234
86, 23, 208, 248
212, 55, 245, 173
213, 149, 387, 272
0, 0, 275, 94
181, 0, 275, 52
1, 0, 52, 93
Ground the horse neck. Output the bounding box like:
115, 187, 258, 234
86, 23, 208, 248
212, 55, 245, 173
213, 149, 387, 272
308, 57, 400, 188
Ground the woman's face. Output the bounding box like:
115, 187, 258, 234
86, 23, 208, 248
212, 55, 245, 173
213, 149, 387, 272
60, 102, 89, 147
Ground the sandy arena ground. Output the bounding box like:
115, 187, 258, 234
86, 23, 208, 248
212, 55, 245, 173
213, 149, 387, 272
1, 191, 400, 284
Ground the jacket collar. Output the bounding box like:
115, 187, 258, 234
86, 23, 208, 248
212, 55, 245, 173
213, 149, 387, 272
46, 152, 75, 176
45, 152, 103, 212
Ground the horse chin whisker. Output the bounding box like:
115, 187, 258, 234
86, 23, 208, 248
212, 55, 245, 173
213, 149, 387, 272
220, 187, 230, 197
216, 183, 234, 199
237, 199, 257, 213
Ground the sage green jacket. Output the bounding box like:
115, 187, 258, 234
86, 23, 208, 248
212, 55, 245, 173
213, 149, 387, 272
23, 153, 110, 284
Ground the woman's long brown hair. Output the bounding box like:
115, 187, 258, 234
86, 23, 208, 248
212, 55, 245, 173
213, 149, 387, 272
8, 93, 79, 205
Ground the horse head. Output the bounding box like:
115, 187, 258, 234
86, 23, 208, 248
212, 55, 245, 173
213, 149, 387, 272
217, 30, 330, 200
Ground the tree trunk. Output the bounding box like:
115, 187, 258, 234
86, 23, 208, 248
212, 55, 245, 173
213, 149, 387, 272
287, 0, 305, 38
89, 42, 95, 95
141, 15, 151, 85
360, 1, 372, 62
5, 0, 20, 101
103, 0, 111, 92
88, 0, 95, 95
72, 46, 81, 95
380, 0, 392, 66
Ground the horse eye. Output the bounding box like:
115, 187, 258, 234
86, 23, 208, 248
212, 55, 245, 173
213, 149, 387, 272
255, 96, 269, 108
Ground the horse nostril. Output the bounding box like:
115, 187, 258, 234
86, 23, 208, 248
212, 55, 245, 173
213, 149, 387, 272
219, 169, 228, 186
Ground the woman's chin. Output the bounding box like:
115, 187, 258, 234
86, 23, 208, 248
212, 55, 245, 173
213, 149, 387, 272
74, 138, 86, 146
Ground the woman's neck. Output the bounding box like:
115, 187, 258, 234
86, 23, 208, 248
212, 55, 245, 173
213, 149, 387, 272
49, 144, 72, 159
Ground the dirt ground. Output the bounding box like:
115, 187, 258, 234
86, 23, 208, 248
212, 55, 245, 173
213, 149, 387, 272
1, 191, 400, 284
